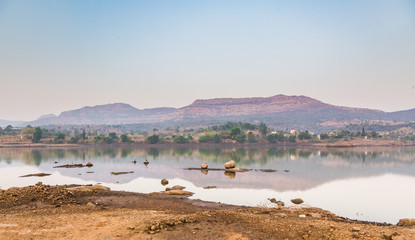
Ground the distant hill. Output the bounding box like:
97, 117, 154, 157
0, 120, 25, 128
26, 95, 415, 132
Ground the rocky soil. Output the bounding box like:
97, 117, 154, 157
0, 183, 414, 240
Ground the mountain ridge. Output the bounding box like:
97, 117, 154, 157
17, 94, 415, 131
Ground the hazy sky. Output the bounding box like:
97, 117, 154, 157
1, 0, 414, 121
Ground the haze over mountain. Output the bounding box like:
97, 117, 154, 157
21, 95, 415, 132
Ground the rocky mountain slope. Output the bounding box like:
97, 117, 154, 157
25, 95, 415, 131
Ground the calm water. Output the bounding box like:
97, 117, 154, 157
1, 146, 414, 224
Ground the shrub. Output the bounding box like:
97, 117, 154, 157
146, 134, 160, 144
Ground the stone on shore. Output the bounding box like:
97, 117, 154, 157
397, 218, 415, 227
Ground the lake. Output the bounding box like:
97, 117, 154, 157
1, 146, 414, 224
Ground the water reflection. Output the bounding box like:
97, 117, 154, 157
1, 146, 415, 166
0, 146, 414, 223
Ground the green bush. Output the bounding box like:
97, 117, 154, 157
146, 134, 160, 144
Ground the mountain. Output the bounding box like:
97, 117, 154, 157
26, 95, 415, 131
29, 103, 176, 125
389, 108, 415, 122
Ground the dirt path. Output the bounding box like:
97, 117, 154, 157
1, 184, 414, 240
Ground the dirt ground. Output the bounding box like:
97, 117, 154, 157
0, 184, 414, 240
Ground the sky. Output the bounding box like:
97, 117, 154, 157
0, 0, 415, 121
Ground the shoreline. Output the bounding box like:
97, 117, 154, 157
1, 139, 415, 149
1, 183, 414, 239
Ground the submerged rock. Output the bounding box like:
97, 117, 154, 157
161, 179, 169, 185
111, 171, 134, 175
224, 160, 236, 169
163, 189, 193, 196
19, 173, 51, 178
201, 163, 208, 169
172, 185, 185, 190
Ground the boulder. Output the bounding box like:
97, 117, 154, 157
86, 162, 93, 167
201, 163, 208, 169
397, 218, 415, 227
224, 160, 236, 169
161, 179, 169, 185
291, 198, 304, 204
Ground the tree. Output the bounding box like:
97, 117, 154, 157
259, 123, 268, 136
235, 133, 246, 143
288, 135, 296, 142
5, 125, 12, 132
298, 131, 312, 140
32, 127, 43, 143
146, 134, 160, 144
174, 135, 188, 144
56, 132, 65, 140
120, 134, 133, 143
320, 133, 329, 139
247, 132, 257, 143
267, 133, 285, 143
109, 132, 118, 140
230, 127, 242, 139
81, 129, 87, 140
361, 127, 366, 137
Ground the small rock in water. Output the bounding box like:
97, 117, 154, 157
224, 160, 236, 169
86, 162, 93, 167
201, 163, 208, 169
201, 169, 208, 175
269, 198, 277, 203
144, 159, 149, 166
161, 179, 169, 185
291, 198, 304, 204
